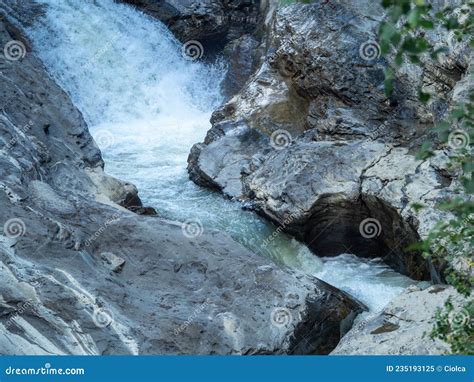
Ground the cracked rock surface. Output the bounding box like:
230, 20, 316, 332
331, 285, 468, 355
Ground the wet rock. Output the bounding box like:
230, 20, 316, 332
120, 0, 181, 25
221, 34, 260, 98
127, 206, 158, 216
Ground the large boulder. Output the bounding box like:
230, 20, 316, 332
331, 285, 469, 355
0, 205, 365, 355
187, 0, 472, 282
0, 8, 364, 355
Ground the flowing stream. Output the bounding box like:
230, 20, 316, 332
26, 0, 423, 313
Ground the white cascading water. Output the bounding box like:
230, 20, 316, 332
26, 0, 424, 313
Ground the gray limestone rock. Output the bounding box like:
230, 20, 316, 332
331, 285, 468, 355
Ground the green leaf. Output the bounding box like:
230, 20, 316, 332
417, 141, 434, 159
452, 108, 465, 119
435, 121, 451, 132
380, 40, 391, 55
463, 177, 474, 194
388, 6, 403, 23
402, 37, 430, 53
411, 202, 426, 212
445, 17, 460, 30
462, 161, 474, 173
402, 37, 417, 52
379, 22, 399, 46
390, 31, 402, 46
401, 0, 411, 14
416, 37, 430, 52
395, 51, 404, 66
419, 90, 431, 103
408, 8, 421, 28
419, 18, 434, 29
384, 78, 394, 96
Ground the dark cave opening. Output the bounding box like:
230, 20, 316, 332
299, 195, 433, 281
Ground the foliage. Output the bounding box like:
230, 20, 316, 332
414, 198, 474, 297
431, 298, 474, 355
378, 0, 473, 354
379, 0, 473, 97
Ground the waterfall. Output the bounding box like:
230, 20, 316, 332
25, 0, 424, 313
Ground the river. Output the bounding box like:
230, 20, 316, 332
25, 0, 422, 313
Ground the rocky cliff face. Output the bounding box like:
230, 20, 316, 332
187, 0, 472, 354
188, 0, 470, 278
0, 3, 364, 355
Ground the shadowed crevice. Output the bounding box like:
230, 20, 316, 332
283, 194, 432, 281
289, 280, 367, 355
